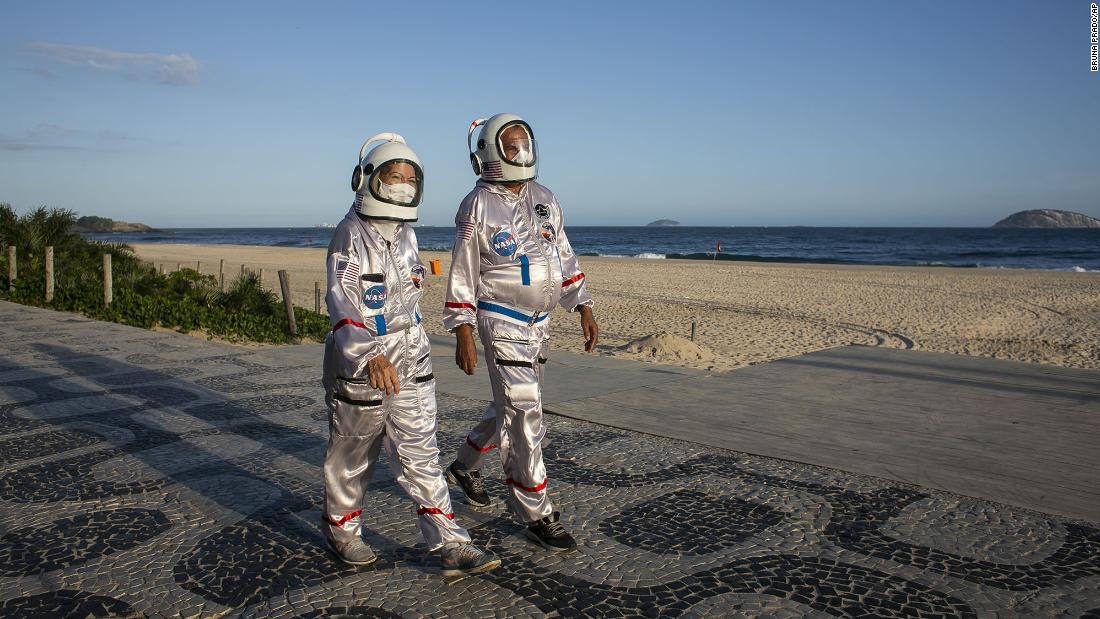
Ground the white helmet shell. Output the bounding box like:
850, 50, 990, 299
468, 113, 538, 183
350, 133, 423, 222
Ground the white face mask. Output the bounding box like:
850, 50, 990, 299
510, 146, 534, 165
376, 180, 417, 204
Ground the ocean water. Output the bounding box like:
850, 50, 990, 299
81, 226, 1100, 272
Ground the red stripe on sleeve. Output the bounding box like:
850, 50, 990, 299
332, 318, 367, 333
446, 302, 476, 310
561, 273, 585, 287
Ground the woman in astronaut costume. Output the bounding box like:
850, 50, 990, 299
443, 114, 599, 552
322, 133, 499, 577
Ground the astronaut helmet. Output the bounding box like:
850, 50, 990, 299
350, 133, 423, 222
467, 113, 538, 183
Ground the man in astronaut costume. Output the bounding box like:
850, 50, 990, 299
443, 114, 598, 552
322, 133, 500, 577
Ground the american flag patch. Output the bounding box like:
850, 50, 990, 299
456, 221, 476, 241
483, 160, 503, 179
353, 194, 363, 212
336, 257, 360, 285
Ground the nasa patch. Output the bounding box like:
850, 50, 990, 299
491, 230, 517, 257
540, 222, 556, 242
411, 264, 425, 288
534, 203, 550, 219
362, 284, 387, 310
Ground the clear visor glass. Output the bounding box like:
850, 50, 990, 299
370, 160, 423, 206
496, 122, 538, 167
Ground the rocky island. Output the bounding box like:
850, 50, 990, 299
993, 209, 1100, 228
646, 219, 680, 227
75, 216, 157, 233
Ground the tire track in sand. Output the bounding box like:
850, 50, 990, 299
603, 290, 916, 350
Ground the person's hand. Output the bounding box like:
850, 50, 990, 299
367, 354, 401, 395
578, 305, 599, 352
455, 324, 478, 375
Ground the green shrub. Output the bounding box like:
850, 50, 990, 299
1, 205, 328, 344
216, 271, 279, 316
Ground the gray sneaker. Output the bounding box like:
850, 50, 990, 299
323, 525, 378, 566
440, 543, 501, 579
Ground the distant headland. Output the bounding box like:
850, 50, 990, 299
993, 209, 1100, 229
75, 216, 157, 233
646, 219, 680, 227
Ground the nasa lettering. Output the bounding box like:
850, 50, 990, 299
362, 284, 387, 310
492, 230, 518, 257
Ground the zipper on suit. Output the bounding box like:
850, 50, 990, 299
386, 239, 417, 378
385, 240, 415, 323
517, 200, 553, 309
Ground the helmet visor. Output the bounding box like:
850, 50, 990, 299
496, 121, 537, 167
369, 159, 423, 207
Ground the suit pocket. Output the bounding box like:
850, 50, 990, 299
330, 377, 385, 437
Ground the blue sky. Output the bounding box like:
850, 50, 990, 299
1, 1, 1098, 227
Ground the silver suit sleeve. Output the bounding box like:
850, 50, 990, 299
554, 202, 594, 312
442, 191, 481, 332
326, 224, 383, 378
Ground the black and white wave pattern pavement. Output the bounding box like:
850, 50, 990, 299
1, 302, 1099, 618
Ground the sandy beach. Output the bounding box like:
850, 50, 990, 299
132, 243, 1100, 372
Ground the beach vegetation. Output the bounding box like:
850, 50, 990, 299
1, 204, 328, 344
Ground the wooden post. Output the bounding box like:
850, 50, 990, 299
690, 321, 696, 342
7, 246, 15, 292
314, 281, 321, 314
176, 262, 181, 273
219, 259, 225, 291
159, 263, 164, 275
259, 268, 264, 289
278, 270, 298, 338
196, 260, 201, 273
103, 253, 113, 307
241, 263, 246, 277
45, 247, 54, 302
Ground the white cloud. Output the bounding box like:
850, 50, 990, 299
0, 124, 139, 151
0, 135, 84, 151
26, 42, 200, 86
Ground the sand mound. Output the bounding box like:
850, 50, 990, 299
615, 332, 716, 364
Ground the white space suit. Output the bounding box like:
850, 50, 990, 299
444, 115, 593, 524
323, 134, 471, 553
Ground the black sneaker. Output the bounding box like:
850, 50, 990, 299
440, 542, 501, 580
526, 511, 577, 552
446, 461, 492, 508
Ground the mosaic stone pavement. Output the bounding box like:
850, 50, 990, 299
2, 303, 1100, 618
